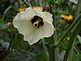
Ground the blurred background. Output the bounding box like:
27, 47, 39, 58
0, 0, 81, 61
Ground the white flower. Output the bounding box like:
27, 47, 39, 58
70, 0, 78, 4
13, 7, 54, 45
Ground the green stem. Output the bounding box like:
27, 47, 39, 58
67, 38, 77, 61
47, 46, 60, 61
55, 47, 60, 61
74, 47, 79, 55
56, 0, 81, 47
22, 0, 31, 7
67, 46, 73, 61
47, 46, 56, 61
48, 1, 62, 61
42, 39, 49, 61
63, 15, 81, 61
2, 6, 12, 20
74, 0, 81, 19
56, 14, 81, 47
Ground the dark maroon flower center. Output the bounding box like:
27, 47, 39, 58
31, 15, 44, 28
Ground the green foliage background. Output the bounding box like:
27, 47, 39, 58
0, 0, 81, 61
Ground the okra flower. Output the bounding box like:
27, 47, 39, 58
60, 14, 73, 22
70, 0, 78, 4
13, 7, 54, 45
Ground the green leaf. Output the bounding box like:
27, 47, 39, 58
22, 0, 31, 7
63, 15, 81, 61
77, 35, 81, 43
0, 19, 4, 24
34, 50, 47, 61
72, 50, 81, 61
56, 14, 81, 47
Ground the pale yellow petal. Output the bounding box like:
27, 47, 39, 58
44, 12, 53, 23
24, 29, 43, 45
13, 19, 34, 35
39, 21, 54, 37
